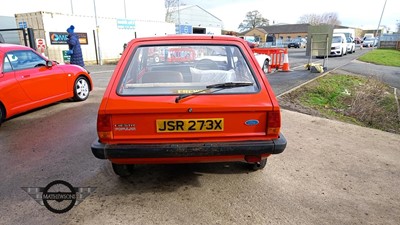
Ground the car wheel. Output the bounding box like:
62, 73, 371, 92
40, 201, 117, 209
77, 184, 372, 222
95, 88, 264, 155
194, 59, 219, 70
73, 76, 90, 101
112, 163, 134, 177
154, 55, 160, 63
0, 103, 5, 126
249, 159, 267, 171
262, 59, 269, 74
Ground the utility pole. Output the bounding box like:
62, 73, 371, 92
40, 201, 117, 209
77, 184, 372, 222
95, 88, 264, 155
375, 0, 387, 38
93, 0, 102, 65
123, 0, 127, 18
70, 0, 74, 15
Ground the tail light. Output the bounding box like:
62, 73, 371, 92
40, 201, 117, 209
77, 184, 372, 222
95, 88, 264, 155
266, 111, 281, 136
97, 114, 113, 141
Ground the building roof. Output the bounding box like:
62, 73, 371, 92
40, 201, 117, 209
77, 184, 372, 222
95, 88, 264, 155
170, 5, 222, 22
258, 24, 310, 34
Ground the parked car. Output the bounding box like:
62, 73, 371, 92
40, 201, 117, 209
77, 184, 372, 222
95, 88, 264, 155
354, 37, 363, 44
91, 35, 287, 176
288, 38, 307, 48
330, 33, 347, 57
0, 43, 93, 126
346, 37, 356, 54
197, 45, 271, 75
362, 37, 377, 47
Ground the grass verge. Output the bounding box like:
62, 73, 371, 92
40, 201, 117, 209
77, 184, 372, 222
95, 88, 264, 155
358, 49, 400, 67
278, 73, 400, 134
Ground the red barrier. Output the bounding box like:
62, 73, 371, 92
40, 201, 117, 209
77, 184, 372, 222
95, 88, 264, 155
252, 47, 288, 72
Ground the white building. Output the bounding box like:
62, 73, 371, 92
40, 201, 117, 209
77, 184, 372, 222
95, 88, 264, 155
14, 11, 176, 64
6, 4, 224, 65
168, 5, 223, 35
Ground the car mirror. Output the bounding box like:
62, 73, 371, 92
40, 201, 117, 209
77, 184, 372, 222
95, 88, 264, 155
46, 61, 53, 67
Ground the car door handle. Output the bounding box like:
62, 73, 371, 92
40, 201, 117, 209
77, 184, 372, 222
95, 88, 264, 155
22, 75, 30, 78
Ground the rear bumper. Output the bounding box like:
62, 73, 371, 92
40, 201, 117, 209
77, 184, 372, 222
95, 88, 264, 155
91, 133, 287, 160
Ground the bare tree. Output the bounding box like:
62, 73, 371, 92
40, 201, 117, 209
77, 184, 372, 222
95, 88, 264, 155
238, 10, 269, 32
298, 12, 341, 26
165, 0, 179, 23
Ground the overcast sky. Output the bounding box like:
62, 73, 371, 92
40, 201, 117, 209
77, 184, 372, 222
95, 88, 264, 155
1, 0, 398, 32
185, 0, 399, 31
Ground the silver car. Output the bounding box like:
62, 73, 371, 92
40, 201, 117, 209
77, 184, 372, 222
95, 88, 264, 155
346, 37, 356, 53
362, 37, 377, 47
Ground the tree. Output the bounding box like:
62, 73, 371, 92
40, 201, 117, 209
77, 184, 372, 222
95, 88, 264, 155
238, 10, 269, 32
298, 12, 341, 26
165, 0, 180, 23
397, 20, 400, 33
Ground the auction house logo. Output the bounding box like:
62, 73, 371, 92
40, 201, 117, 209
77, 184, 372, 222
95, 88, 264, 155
21, 180, 96, 214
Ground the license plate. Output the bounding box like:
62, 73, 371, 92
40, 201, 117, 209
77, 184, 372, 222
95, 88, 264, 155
156, 118, 224, 132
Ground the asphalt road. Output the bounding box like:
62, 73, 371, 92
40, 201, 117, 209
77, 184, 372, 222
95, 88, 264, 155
1, 48, 399, 225
275, 47, 400, 93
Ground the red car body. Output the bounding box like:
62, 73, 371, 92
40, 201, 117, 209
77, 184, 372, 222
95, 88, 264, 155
91, 35, 286, 176
0, 44, 93, 125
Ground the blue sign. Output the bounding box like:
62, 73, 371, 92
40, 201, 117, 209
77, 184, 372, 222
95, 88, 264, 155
49, 32, 88, 45
175, 25, 192, 34
117, 19, 135, 29
19, 22, 27, 28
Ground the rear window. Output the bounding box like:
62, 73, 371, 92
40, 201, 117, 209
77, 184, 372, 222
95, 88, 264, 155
117, 44, 259, 96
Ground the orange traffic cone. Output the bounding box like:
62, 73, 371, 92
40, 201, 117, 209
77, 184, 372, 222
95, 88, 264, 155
281, 48, 292, 72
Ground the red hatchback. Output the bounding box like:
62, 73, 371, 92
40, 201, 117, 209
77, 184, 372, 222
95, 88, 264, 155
91, 35, 286, 176
0, 44, 93, 125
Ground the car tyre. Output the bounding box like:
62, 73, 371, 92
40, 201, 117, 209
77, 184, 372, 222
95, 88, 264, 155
154, 55, 160, 63
112, 163, 134, 177
262, 59, 269, 74
0, 103, 5, 126
249, 159, 267, 171
73, 76, 90, 101
194, 59, 219, 70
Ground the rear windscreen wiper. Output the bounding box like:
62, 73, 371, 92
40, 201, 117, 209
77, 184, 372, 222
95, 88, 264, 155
175, 82, 253, 103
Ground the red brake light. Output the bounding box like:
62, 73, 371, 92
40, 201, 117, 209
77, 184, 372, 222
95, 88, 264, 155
97, 114, 113, 140
267, 111, 281, 136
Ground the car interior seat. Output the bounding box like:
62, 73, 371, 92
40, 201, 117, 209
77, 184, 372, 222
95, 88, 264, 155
142, 71, 184, 83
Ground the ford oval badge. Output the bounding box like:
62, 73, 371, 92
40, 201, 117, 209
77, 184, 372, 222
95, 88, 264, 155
245, 120, 259, 126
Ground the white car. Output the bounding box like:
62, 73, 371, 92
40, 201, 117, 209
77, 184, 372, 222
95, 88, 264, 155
346, 37, 356, 54
330, 33, 347, 57
253, 53, 271, 74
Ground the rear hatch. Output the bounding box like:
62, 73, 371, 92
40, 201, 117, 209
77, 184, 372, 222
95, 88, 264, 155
98, 92, 280, 144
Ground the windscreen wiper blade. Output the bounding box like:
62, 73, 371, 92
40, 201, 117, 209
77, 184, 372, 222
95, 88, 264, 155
206, 82, 253, 89
175, 82, 253, 103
